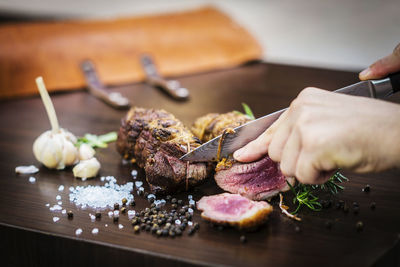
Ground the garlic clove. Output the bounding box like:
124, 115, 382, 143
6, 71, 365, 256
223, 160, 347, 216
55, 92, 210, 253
62, 137, 79, 168
78, 143, 95, 160
33, 129, 79, 170
73, 157, 101, 179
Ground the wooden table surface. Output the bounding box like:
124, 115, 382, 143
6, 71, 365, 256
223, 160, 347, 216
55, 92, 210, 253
0, 63, 399, 267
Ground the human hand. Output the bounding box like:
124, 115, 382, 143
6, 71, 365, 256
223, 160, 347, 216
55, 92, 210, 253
359, 43, 400, 80
233, 87, 400, 184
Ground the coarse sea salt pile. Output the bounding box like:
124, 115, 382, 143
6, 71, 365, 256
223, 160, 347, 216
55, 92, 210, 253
69, 176, 134, 210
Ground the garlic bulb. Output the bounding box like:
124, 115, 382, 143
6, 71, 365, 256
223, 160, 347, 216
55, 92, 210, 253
73, 157, 101, 179
33, 128, 78, 169
78, 143, 95, 160
32, 77, 78, 170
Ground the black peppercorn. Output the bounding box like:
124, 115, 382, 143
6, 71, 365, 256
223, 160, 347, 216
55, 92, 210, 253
67, 210, 73, 219
362, 184, 370, 192
113, 216, 119, 222
114, 203, 120, 210
294, 225, 301, 233
356, 221, 364, 231
131, 218, 138, 225
130, 201, 136, 207
171, 198, 177, 204
175, 229, 182, 236
95, 211, 101, 219
171, 204, 178, 209
169, 230, 176, 237
177, 199, 183, 205
188, 228, 195, 236
194, 223, 200, 230
370, 202, 376, 210
162, 229, 169, 236
217, 225, 224, 231
145, 225, 151, 232
166, 195, 172, 201
240, 235, 247, 243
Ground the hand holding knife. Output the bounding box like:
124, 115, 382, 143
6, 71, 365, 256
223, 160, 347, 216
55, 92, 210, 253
181, 71, 400, 163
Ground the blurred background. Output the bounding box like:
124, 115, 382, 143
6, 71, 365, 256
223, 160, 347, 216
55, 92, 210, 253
0, 0, 399, 71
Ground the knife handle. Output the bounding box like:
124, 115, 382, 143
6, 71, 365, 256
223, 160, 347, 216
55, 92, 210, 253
389, 71, 400, 93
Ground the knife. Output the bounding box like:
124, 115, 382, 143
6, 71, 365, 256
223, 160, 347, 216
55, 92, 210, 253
180, 72, 400, 162
140, 54, 190, 100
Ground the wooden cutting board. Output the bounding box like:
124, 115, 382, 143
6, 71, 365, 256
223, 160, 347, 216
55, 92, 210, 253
0, 7, 262, 99
0, 63, 399, 267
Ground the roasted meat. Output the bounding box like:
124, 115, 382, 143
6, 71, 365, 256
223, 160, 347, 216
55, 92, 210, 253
191, 112, 250, 142
197, 193, 273, 229
117, 107, 210, 194
215, 156, 295, 200
193, 111, 293, 200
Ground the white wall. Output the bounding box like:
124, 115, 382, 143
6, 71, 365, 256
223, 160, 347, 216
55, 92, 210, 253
1, 0, 399, 71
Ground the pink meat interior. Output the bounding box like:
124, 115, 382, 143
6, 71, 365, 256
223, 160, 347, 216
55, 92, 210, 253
212, 196, 251, 216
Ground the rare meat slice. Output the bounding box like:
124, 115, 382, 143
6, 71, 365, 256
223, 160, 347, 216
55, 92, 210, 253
193, 111, 293, 200
117, 107, 210, 194
191, 111, 250, 142
197, 193, 273, 229
215, 156, 294, 200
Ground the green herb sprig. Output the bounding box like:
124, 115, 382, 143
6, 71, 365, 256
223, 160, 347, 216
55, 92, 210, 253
288, 170, 348, 214
234, 103, 256, 120
76, 131, 117, 148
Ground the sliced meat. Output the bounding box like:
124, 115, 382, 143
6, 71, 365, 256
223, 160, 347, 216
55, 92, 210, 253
191, 111, 250, 142
197, 193, 273, 229
215, 156, 294, 200
193, 111, 293, 200
117, 107, 209, 194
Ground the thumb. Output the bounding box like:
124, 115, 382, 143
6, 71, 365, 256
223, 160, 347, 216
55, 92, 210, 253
233, 110, 288, 162
359, 43, 400, 80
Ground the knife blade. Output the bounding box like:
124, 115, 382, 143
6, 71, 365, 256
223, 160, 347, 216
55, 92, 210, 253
180, 72, 400, 162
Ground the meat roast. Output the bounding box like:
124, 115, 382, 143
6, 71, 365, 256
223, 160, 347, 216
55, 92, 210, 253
117, 107, 210, 194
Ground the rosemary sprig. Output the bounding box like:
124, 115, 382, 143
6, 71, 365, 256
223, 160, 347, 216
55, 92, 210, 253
288, 170, 348, 214
233, 102, 256, 120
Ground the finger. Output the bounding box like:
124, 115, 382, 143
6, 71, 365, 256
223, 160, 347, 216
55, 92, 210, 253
279, 128, 301, 177
267, 115, 294, 163
294, 152, 320, 184
234, 110, 289, 162
359, 43, 400, 80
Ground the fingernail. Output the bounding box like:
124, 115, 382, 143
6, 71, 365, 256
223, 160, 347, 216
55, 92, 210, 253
233, 148, 244, 160
359, 68, 371, 79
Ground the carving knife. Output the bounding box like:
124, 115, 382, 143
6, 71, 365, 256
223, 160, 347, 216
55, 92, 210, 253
180, 72, 400, 162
